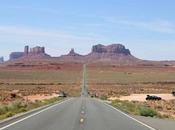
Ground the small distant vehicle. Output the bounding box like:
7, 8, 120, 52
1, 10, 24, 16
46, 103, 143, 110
146, 95, 162, 100
90, 93, 98, 98
58, 91, 67, 97
172, 91, 175, 96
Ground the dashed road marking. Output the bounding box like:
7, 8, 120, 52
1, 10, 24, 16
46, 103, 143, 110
81, 111, 85, 114
80, 118, 84, 123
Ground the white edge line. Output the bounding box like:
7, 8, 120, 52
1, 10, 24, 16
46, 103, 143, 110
99, 100, 157, 130
0, 98, 73, 130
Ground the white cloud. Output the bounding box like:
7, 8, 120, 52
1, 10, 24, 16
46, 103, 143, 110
0, 25, 91, 40
104, 17, 175, 33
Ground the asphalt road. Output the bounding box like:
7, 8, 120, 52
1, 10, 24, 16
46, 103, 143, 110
0, 97, 157, 130
0, 64, 174, 130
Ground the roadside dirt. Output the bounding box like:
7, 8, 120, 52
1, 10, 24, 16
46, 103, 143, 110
24, 93, 58, 102
109, 94, 175, 101
109, 94, 175, 119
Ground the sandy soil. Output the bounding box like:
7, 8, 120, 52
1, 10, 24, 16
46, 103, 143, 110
109, 94, 175, 102
24, 93, 58, 102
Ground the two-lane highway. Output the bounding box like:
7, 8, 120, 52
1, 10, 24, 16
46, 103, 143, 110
0, 97, 155, 130
81, 64, 88, 97
0, 64, 159, 130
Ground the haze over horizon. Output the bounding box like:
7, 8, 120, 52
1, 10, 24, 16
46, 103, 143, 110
0, 0, 175, 61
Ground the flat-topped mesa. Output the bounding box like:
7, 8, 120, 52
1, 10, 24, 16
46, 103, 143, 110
92, 44, 131, 55
10, 52, 24, 61
84, 44, 138, 62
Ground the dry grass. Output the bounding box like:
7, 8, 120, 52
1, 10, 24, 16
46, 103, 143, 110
111, 100, 158, 117
0, 97, 63, 120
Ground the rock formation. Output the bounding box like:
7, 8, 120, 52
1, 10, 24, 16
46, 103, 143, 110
67, 48, 81, 56
29, 46, 45, 54
91, 44, 131, 55
9, 45, 50, 60
9, 43, 138, 62
5, 43, 174, 67
10, 52, 24, 60
0, 57, 4, 63
85, 44, 135, 61
58, 44, 137, 62
24, 46, 29, 55
59, 48, 83, 61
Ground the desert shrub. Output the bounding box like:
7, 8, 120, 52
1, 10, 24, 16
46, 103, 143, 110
139, 107, 157, 117
0, 105, 8, 115
7, 100, 27, 112
112, 100, 159, 117
112, 100, 140, 115
5, 112, 15, 118
19, 107, 28, 113
0, 97, 62, 120
100, 95, 108, 100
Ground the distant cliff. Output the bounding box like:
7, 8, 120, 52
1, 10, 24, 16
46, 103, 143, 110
9, 44, 138, 62
57, 44, 138, 63
0, 57, 4, 63
91, 44, 131, 55
59, 48, 83, 61
10, 52, 24, 60
5, 43, 175, 67
9, 46, 50, 60
83, 44, 138, 62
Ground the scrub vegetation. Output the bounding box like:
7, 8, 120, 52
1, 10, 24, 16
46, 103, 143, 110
111, 99, 174, 119
0, 97, 63, 120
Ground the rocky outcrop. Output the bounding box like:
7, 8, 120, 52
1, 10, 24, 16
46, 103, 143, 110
10, 52, 24, 60
85, 44, 138, 62
9, 43, 138, 62
58, 44, 137, 62
5, 43, 175, 67
59, 48, 83, 61
92, 44, 107, 53
24, 46, 29, 55
25, 46, 51, 59
29, 46, 45, 54
0, 57, 4, 63
91, 44, 131, 55
67, 48, 81, 56
9, 46, 50, 60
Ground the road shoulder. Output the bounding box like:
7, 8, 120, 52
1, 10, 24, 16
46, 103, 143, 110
133, 115, 175, 130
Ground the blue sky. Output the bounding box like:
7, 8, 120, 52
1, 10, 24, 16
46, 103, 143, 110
0, 0, 175, 60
